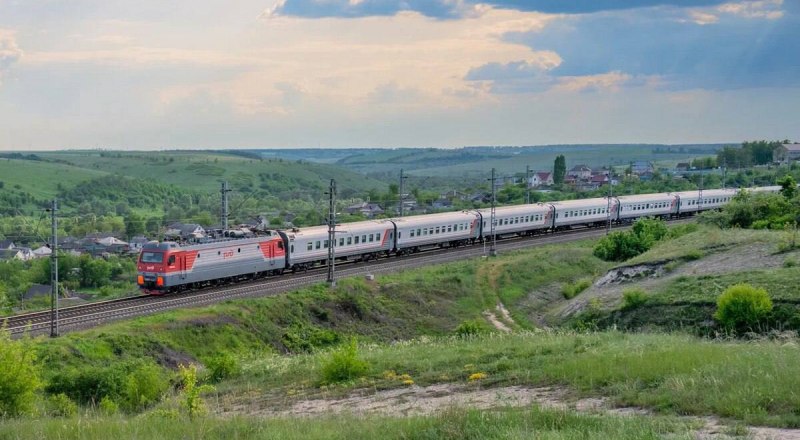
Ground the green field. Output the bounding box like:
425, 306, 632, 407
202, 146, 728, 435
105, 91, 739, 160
0, 158, 108, 200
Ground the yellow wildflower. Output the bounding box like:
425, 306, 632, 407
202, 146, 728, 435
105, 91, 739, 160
468, 372, 488, 382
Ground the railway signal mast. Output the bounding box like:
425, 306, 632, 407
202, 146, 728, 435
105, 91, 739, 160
525, 165, 531, 205
606, 166, 613, 235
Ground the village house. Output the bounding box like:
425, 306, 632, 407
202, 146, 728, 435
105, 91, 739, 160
528, 172, 554, 188
165, 223, 206, 240
567, 165, 592, 180
773, 143, 800, 164
345, 202, 385, 218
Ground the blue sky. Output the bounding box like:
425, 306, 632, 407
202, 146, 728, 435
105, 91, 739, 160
0, 0, 796, 149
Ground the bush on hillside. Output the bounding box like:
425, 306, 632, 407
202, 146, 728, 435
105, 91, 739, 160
562, 279, 592, 299
205, 352, 240, 383
621, 289, 648, 310
320, 338, 369, 384
45, 393, 78, 417
46, 360, 168, 412
714, 284, 773, 334
0, 329, 41, 417
594, 217, 670, 262
455, 320, 487, 338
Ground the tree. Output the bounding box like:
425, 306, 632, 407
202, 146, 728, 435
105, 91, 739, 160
778, 175, 797, 199
553, 155, 566, 185
125, 212, 145, 238
0, 328, 41, 416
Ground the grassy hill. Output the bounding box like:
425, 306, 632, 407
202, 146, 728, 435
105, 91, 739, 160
5, 225, 800, 437
34, 150, 387, 198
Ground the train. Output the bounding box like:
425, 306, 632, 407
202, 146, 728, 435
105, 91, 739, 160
136, 186, 780, 295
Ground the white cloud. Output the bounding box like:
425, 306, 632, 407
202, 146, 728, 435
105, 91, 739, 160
717, 0, 784, 19
0, 29, 23, 86
688, 10, 720, 25
553, 71, 634, 93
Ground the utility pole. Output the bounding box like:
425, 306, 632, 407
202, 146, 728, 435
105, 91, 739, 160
399, 169, 408, 217
722, 157, 726, 190
220, 181, 231, 230
489, 168, 497, 257
49, 200, 59, 337
525, 165, 531, 204
326, 179, 337, 287
606, 166, 613, 235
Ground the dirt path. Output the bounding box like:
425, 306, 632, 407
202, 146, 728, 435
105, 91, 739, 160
216, 383, 800, 439
483, 303, 516, 332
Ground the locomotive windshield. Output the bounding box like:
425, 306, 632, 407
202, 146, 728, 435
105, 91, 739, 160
140, 252, 164, 263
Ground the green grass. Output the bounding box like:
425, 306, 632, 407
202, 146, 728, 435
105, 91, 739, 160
0, 158, 108, 200
34, 150, 387, 196
0, 406, 697, 440
233, 331, 800, 428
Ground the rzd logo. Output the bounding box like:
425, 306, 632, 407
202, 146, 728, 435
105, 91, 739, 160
223, 250, 234, 259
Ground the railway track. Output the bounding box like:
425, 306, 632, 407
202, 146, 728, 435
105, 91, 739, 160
4, 218, 694, 337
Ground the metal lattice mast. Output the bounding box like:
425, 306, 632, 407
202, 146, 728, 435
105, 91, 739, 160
49, 199, 59, 337
490, 168, 497, 257
221, 181, 231, 230
326, 179, 337, 287
606, 166, 613, 235
399, 169, 407, 217
525, 165, 531, 204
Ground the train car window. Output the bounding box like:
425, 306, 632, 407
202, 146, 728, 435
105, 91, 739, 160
410, 230, 415, 237
168, 255, 176, 265
377, 233, 381, 241
197, 254, 200, 258
315, 241, 321, 249
278, 242, 284, 249
435, 227, 440, 234
369, 234, 374, 242
447, 226, 451, 233
355, 236, 360, 244
307, 243, 313, 251
324, 240, 329, 248
362, 235, 367, 243
218, 251, 221, 255
339, 238, 344, 246
291, 245, 294, 252
347, 237, 352, 245
417, 229, 421, 236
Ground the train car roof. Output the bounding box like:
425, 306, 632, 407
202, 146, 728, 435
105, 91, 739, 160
391, 210, 478, 227
616, 193, 677, 203
284, 220, 392, 239
673, 188, 737, 198
748, 186, 782, 193
549, 197, 611, 209
476, 203, 551, 216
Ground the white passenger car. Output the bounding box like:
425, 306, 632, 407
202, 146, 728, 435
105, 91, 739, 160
616, 193, 679, 221
477, 203, 553, 238
674, 189, 737, 214
551, 198, 617, 229
392, 211, 480, 253
284, 220, 394, 270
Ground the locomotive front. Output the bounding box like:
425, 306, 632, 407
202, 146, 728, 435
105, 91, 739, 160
136, 241, 177, 294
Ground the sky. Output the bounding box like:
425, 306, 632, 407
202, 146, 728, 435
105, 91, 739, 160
0, 0, 797, 150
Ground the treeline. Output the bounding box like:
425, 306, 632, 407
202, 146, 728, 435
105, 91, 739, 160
717, 140, 789, 168
702, 176, 800, 230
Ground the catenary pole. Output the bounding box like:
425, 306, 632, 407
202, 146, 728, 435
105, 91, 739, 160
49, 199, 59, 337
326, 179, 337, 287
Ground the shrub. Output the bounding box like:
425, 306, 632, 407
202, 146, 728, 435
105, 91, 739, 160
683, 250, 704, 261
0, 328, 41, 417
205, 352, 240, 383
784, 258, 798, 268
562, 279, 592, 299
98, 396, 119, 416
46, 360, 168, 412
714, 284, 773, 334
45, 393, 78, 417
621, 289, 647, 310
179, 364, 214, 419
455, 320, 486, 338
320, 338, 369, 384
121, 362, 169, 412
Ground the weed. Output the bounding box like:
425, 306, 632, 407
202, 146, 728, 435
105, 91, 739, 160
562, 279, 592, 299
320, 339, 369, 385
715, 284, 773, 334
622, 289, 648, 310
